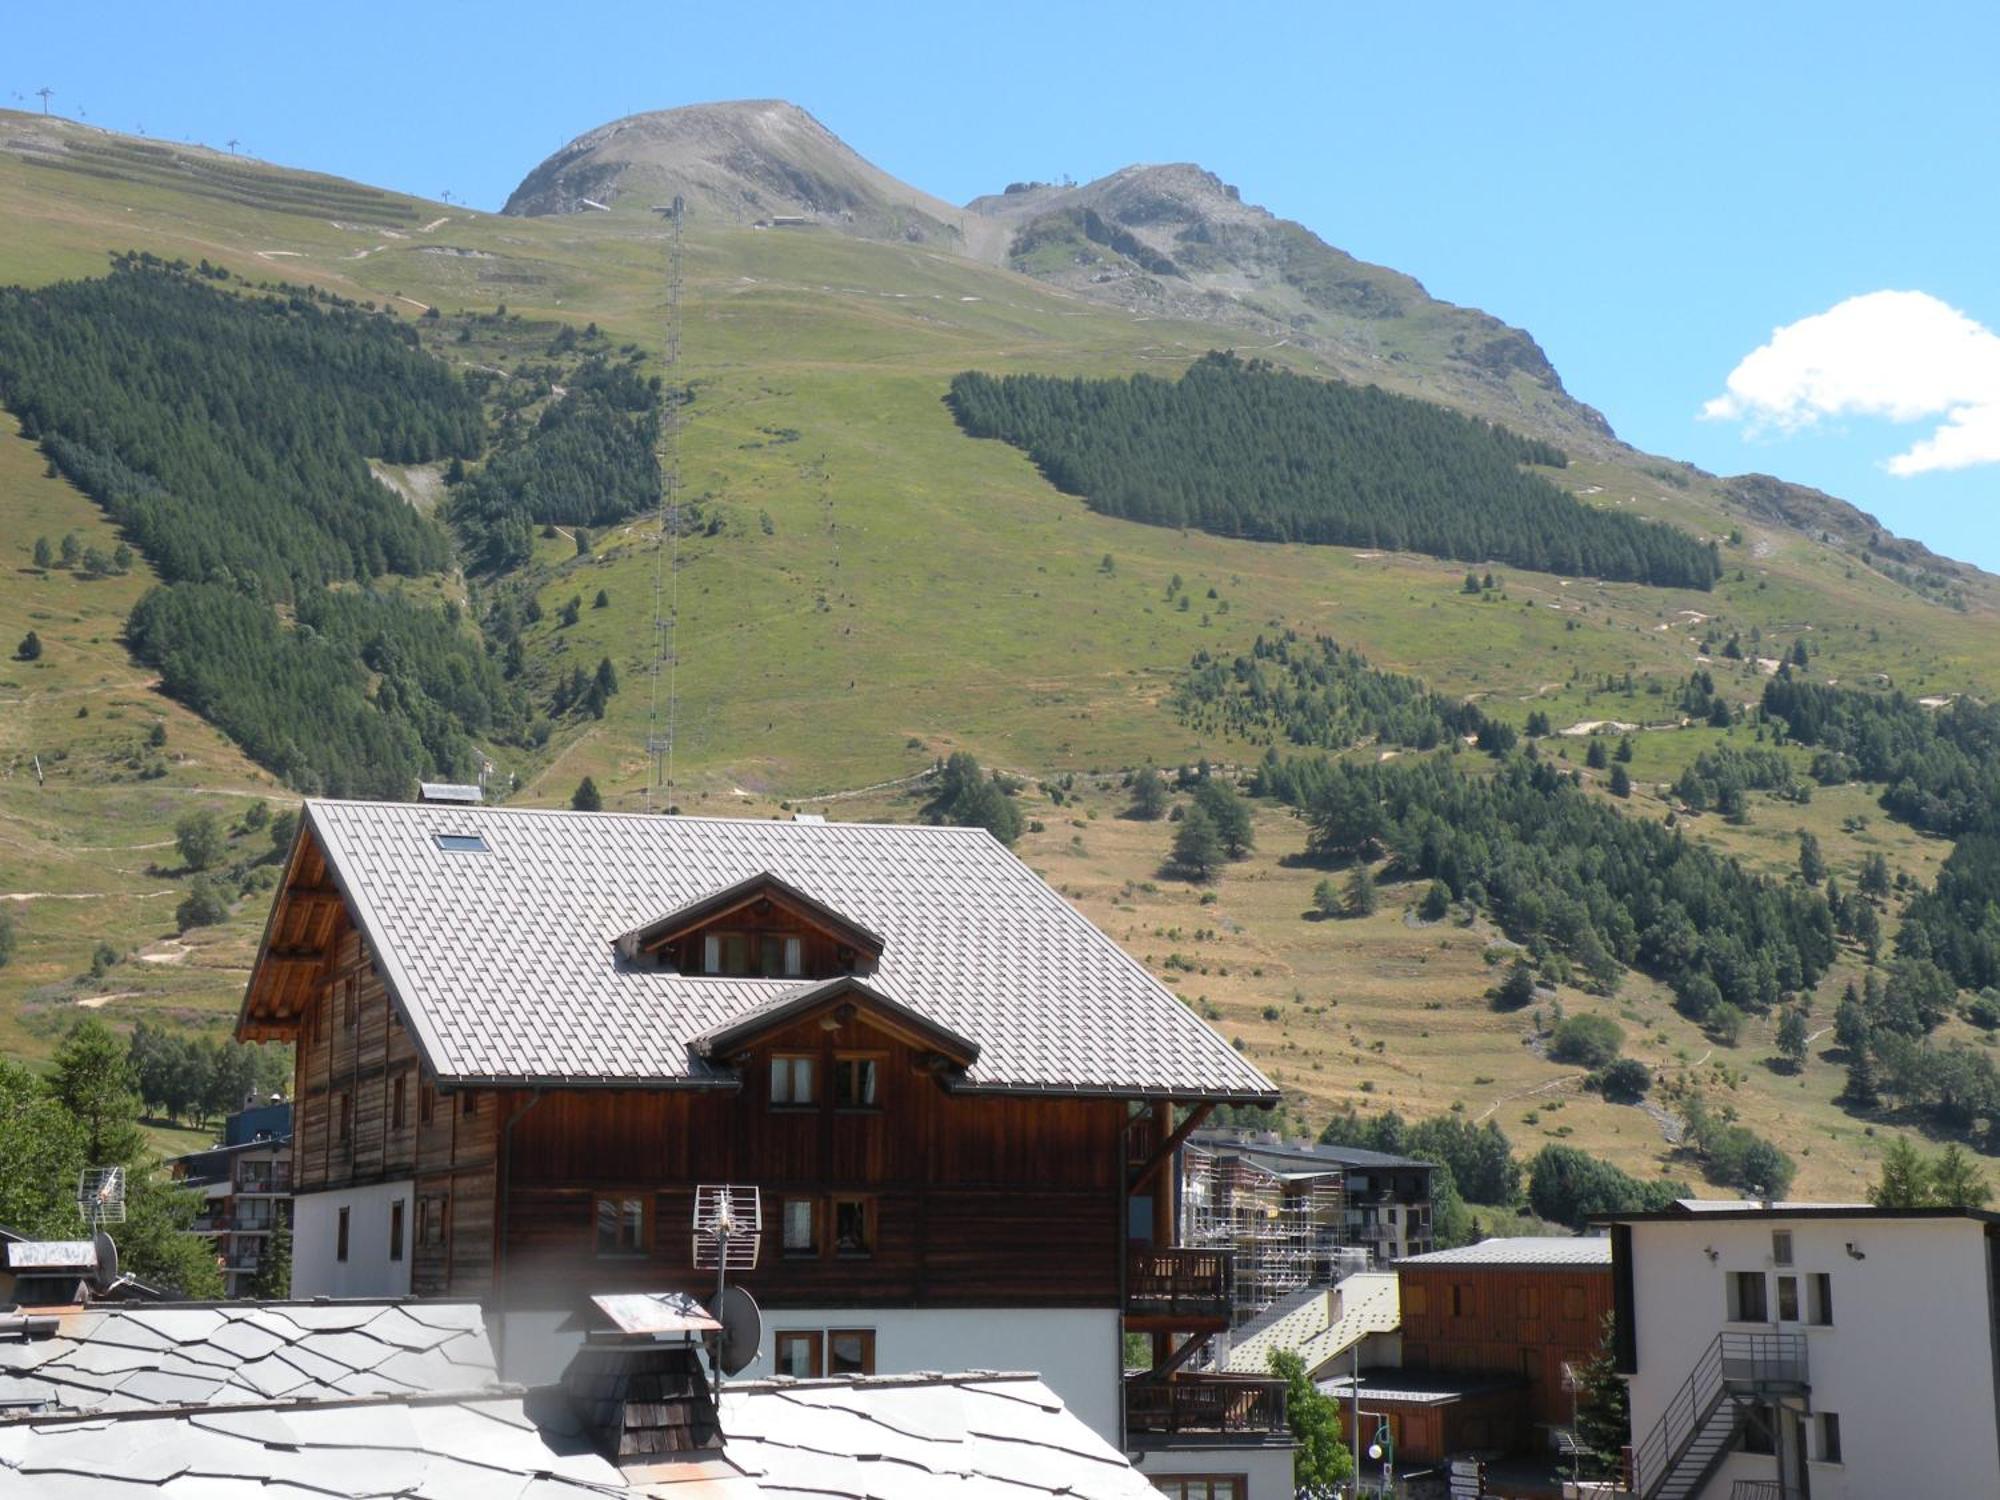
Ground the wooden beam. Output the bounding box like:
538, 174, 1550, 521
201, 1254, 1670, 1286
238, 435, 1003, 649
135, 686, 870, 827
1129, 1101, 1213, 1194
263, 948, 327, 967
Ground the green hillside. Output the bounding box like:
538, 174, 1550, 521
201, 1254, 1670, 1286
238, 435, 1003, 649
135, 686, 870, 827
2, 107, 1998, 1199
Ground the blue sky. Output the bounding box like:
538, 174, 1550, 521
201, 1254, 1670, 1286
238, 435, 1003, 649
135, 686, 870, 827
23, 3, 2000, 566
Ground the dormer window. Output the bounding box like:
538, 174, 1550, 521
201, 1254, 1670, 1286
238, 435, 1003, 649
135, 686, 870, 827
615, 872, 885, 980
701, 932, 804, 977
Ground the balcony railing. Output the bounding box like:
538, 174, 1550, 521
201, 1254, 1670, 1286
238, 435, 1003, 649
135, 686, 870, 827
1127, 1247, 1232, 1321
1125, 1374, 1288, 1437
234, 1167, 292, 1195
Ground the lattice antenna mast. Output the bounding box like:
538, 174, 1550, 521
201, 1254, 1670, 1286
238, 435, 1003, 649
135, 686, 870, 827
644, 196, 685, 812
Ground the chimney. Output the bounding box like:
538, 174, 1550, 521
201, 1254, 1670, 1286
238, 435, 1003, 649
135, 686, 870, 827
557, 1293, 724, 1463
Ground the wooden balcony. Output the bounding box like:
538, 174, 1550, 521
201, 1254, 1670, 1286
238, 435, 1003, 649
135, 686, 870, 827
1125, 1374, 1289, 1439
1126, 1246, 1232, 1327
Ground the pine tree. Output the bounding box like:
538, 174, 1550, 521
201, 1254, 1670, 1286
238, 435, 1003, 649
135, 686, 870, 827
31, 536, 52, 568
1129, 765, 1169, 821
1843, 1044, 1880, 1108
1609, 762, 1633, 798
1573, 1316, 1631, 1478
1192, 779, 1254, 859
1930, 1144, 1992, 1209
1345, 865, 1379, 917
1586, 737, 1609, 770
1776, 1007, 1809, 1071
1615, 735, 1634, 763
250, 1211, 293, 1298
15, 630, 41, 661
571, 776, 603, 812
1869, 1137, 1930, 1207
50, 1019, 146, 1166
1798, 831, 1827, 886
1170, 804, 1226, 881
1312, 878, 1342, 919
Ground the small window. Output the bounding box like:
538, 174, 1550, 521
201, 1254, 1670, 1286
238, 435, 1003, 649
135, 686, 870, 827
391, 1075, 407, 1130
1776, 1275, 1799, 1323
834, 1055, 880, 1110
703, 932, 751, 976
462, 1091, 478, 1118
434, 833, 489, 853
1818, 1411, 1842, 1464
336, 1206, 350, 1263
338, 1093, 352, 1144
775, 1330, 823, 1379
420, 1083, 435, 1125
833, 1197, 874, 1257
758, 934, 804, 978
827, 1328, 875, 1376
770, 1054, 816, 1107
389, 1199, 405, 1262
418, 1194, 448, 1250
1808, 1272, 1833, 1325
1731, 1271, 1768, 1323
595, 1195, 647, 1257
781, 1197, 819, 1257
1450, 1283, 1470, 1318
1739, 1402, 1777, 1456
1772, 1230, 1794, 1266
1404, 1283, 1429, 1318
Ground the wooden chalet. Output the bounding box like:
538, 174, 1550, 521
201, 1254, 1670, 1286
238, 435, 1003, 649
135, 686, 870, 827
238, 800, 1285, 1477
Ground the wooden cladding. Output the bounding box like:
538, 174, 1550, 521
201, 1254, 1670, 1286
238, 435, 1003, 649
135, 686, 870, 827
1399, 1264, 1614, 1428
292, 908, 497, 1299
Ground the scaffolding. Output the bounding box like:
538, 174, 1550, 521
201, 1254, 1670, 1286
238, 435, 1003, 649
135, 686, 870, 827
1182, 1145, 1348, 1324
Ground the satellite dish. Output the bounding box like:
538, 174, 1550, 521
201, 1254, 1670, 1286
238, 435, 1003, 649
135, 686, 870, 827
710, 1285, 762, 1377
92, 1229, 119, 1290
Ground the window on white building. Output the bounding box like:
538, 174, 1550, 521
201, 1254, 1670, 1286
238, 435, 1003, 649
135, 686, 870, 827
1771, 1230, 1793, 1266
1817, 1411, 1842, 1464
1728, 1270, 1767, 1322
1808, 1272, 1833, 1325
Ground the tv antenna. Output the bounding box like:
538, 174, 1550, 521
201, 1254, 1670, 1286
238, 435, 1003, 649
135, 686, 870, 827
34, 86, 53, 116
644, 195, 686, 812
76, 1166, 126, 1228
691, 1185, 762, 1379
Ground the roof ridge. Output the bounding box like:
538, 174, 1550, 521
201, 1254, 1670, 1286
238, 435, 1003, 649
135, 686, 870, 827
305, 797, 994, 835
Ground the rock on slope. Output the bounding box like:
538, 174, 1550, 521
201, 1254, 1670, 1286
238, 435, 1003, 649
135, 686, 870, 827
970, 162, 1616, 451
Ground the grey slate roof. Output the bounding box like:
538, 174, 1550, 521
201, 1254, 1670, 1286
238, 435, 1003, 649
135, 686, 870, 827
0, 1301, 494, 1416
1396, 1235, 1612, 1268
288, 801, 1276, 1100
0, 1371, 1157, 1498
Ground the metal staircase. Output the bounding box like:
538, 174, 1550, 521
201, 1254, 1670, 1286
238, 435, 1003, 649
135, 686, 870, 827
1630, 1332, 1807, 1500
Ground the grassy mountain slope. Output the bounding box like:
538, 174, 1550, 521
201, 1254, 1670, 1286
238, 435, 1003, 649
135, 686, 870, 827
1, 107, 1995, 1198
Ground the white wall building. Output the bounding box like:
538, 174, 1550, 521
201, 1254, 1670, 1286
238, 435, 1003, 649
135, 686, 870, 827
292, 1180, 413, 1299
1606, 1201, 2000, 1500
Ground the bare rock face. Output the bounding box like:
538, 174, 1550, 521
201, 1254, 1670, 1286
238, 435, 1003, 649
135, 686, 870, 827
502, 100, 1005, 254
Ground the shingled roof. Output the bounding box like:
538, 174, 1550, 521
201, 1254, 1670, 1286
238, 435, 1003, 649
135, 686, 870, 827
243, 801, 1276, 1102
0, 1301, 493, 1416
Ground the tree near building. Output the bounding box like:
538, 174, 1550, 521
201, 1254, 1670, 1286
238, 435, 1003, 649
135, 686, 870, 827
1271, 1349, 1355, 1494
1573, 1315, 1631, 1479
571, 776, 603, 812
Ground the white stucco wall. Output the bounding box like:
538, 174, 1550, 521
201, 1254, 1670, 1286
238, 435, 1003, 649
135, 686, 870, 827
290, 1182, 415, 1299
1625, 1215, 2000, 1500
1132, 1442, 1295, 1499
497, 1305, 1121, 1443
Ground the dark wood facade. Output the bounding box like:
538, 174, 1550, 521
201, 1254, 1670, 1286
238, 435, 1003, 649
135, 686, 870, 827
1398, 1262, 1613, 1432
275, 884, 1131, 1315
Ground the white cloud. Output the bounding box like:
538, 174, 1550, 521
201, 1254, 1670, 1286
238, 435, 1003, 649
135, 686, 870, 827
1702, 290, 2000, 475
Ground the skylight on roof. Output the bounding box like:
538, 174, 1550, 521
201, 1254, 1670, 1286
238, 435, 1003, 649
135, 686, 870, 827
434, 832, 490, 853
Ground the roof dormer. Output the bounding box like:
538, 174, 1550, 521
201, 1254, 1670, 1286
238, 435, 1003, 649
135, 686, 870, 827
612, 871, 886, 979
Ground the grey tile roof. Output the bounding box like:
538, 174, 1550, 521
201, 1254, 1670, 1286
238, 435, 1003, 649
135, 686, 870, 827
0, 1301, 494, 1416
286, 801, 1276, 1100
1225, 1272, 1400, 1375
0, 1369, 1157, 1498
1396, 1235, 1612, 1268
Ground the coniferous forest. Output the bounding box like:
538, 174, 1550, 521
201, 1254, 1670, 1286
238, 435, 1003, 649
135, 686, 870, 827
0, 259, 527, 796
1253, 749, 1837, 1014
948, 352, 1721, 589
1173, 630, 1489, 751
0, 256, 476, 595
